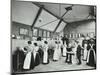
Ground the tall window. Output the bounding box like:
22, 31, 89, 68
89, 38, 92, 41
47, 32, 50, 37
43, 30, 47, 37
39, 29, 42, 37
33, 28, 38, 36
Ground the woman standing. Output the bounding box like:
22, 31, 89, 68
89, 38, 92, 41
65, 43, 73, 64
72, 40, 78, 64
23, 41, 34, 70
42, 41, 49, 64
63, 41, 67, 57
33, 43, 40, 66
87, 38, 96, 67
82, 37, 88, 61
58, 41, 62, 59
76, 42, 82, 65
53, 41, 59, 61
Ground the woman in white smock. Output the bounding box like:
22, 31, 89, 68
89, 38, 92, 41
63, 41, 67, 57
23, 41, 34, 70
53, 41, 59, 61
72, 41, 78, 64
43, 41, 49, 64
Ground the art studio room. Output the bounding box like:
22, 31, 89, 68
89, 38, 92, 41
11, 0, 96, 74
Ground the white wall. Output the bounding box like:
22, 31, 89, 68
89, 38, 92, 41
12, 0, 39, 25
11, 39, 28, 54
64, 20, 95, 34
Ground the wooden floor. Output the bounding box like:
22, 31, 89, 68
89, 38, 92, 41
15, 56, 95, 74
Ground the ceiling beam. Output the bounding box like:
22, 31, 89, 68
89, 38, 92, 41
32, 2, 70, 33
68, 19, 96, 24
53, 19, 63, 33
31, 5, 43, 29
32, 2, 68, 24
53, 10, 69, 33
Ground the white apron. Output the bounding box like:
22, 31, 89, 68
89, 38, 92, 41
23, 52, 32, 69
83, 44, 88, 60
43, 45, 48, 63
63, 46, 67, 56
33, 51, 36, 61
63, 41, 67, 56
58, 44, 61, 59
53, 45, 59, 60
72, 45, 77, 64
23, 45, 33, 69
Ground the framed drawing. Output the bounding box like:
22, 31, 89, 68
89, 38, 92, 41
19, 28, 28, 35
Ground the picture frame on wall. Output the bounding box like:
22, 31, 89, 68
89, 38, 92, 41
19, 28, 29, 35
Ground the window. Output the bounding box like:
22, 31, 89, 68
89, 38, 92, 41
39, 29, 42, 37
43, 30, 47, 37
33, 28, 38, 36
47, 32, 50, 37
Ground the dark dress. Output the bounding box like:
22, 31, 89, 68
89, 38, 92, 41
65, 47, 73, 64
76, 45, 82, 64
29, 52, 40, 69
87, 38, 96, 67
48, 49, 53, 59
30, 52, 35, 69
38, 48, 44, 63
34, 52, 40, 66
12, 47, 25, 72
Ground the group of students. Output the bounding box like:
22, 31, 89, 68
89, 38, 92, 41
62, 35, 96, 66
12, 35, 96, 72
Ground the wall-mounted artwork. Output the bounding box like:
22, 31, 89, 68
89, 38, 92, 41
19, 28, 28, 35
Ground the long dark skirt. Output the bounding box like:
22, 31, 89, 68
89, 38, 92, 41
65, 53, 72, 64
87, 50, 96, 67
30, 53, 35, 69
76, 54, 81, 64
23, 52, 35, 70
34, 53, 40, 66
38, 49, 43, 63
